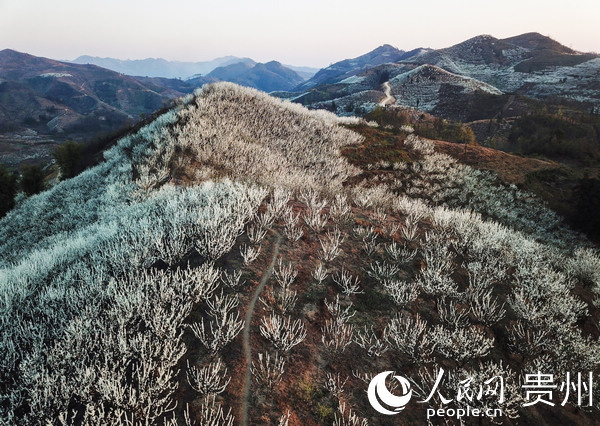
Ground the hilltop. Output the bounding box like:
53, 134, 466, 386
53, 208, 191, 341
0, 83, 599, 425
406, 32, 600, 104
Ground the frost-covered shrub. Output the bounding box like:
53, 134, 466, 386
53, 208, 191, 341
283, 206, 303, 242
260, 313, 307, 352
312, 261, 329, 284
322, 296, 355, 353
261, 259, 298, 314
196, 395, 235, 426
301, 189, 329, 232
333, 268, 363, 296
567, 248, 600, 289
381, 279, 419, 307
386, 313, 434, 363
322, 319, 354, 353
418, 240, 458, 296
468, 288, 506, 326
325, 295, 356, 324
320, 228, 344, 262
189, 310, 244, 355
187, 359, 230, 396
430, 325, 494, 362
366, 261, 399, 281
240, 244, 261, 265
329, 193, 352, 224
325, 372, 348, 399
251, 352, 286, 389
354, 325, 389, 357
507, 322, 547, 356
437, 298, 469, 329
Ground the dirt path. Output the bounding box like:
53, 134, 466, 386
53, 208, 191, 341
379, 81, 395, 106
240, 231, 282, 426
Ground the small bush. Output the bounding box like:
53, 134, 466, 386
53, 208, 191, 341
298, 378, 320, 403
365, 106, 410, 129
20, 163, 45, 196
315, 403, 334, 423
53, 141, 83, 180
414, 118, 475, 145
0, 165, 17, 217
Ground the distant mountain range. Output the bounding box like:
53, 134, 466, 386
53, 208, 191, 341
69, 55, 319, 80
0, 49, 210, 166
0, 49, 204, 134
70, 55, 250, 79
2, 32, 599, 167
0, 50, 315, 166
287, 32, 600, 119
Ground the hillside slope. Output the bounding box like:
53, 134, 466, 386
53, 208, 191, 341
0, 49, 212, 166
0, 49, 196, 133
0, 83, 599, 425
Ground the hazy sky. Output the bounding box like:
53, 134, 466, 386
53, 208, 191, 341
1, 0, 599, 68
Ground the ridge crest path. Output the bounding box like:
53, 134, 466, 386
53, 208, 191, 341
379, 81, 395, 106
240, 231, 283, 426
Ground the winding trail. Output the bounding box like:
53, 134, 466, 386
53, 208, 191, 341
240, 231, 282, 426
379, 81, 395, 106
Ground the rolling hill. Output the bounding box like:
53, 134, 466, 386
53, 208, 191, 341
0, 82, 599, 425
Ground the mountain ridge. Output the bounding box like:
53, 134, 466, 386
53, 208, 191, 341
207, 60, 306, 92
295, 44, 416, 90
286, 32, 600, 116
69, 54, 320, 80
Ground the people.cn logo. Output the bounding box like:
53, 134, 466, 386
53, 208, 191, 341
368, 371, 413, 415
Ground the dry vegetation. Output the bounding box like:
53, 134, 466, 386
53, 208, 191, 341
0, 83, 599, 425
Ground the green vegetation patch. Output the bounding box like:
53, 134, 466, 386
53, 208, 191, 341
509, 113, 600, 161
341, 124, 412, 168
